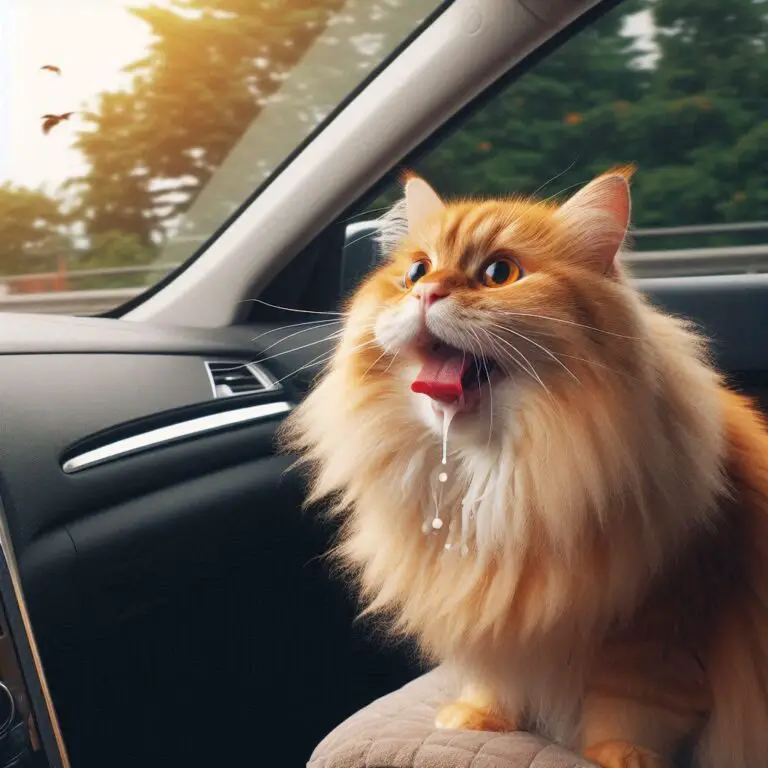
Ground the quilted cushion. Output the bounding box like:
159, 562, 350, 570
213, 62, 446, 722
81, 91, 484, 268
308, 668, 594, 768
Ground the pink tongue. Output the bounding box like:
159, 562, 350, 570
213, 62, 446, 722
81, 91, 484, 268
411, 352, 472, 403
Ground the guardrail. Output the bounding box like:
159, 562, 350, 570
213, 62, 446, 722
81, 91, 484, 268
0, 221, 765, 315
0, 289, 143, 315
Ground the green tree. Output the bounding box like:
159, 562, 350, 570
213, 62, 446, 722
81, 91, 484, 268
627, 0, 768, 230
415, 1, 649, 200
0, 184, 71, 277
70, 0, 350, 245
70, 230, 158, 290
406, 0, 768, 236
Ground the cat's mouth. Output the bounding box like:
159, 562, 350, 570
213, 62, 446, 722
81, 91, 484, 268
411, 339, 499, 408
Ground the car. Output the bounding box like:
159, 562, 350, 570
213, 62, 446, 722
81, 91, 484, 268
1, 0, 766, 765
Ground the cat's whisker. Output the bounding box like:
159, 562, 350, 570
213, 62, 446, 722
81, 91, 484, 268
502, 313, 640, 340
245, 298, 345, 317
490, 324, 581, 386
361, 348, 390, 381
382, 350, 400, 375
343, 227, 384, 251
540, 177, 590, 205
256, 320, 341, 356
467, 327, 494, 447
271, 350, 338, 386
556, 352, 643, 383
338, 336, 381, 361
279, 333, 382, 385
252, 319, 380, 366
339, 204, 393, 224
250, 318, 340, 344
531, 156, 580, 198
483, 329, 554, 399
253, 330, 345, 364
482, 329, 552, 400
488, 326, 640, 382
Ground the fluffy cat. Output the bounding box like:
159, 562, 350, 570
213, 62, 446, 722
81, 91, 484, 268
283, 168, 768, 768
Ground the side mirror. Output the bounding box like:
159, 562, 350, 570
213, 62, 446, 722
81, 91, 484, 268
340, 221, 382, 297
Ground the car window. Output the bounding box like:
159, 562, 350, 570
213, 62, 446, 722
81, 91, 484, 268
352, 0, 768, 280
1, 0, 441, 315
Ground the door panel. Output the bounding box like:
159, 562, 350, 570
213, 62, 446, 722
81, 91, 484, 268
641, 274, 768, 411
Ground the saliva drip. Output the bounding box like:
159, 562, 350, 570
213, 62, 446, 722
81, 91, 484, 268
431, 404, 458, 532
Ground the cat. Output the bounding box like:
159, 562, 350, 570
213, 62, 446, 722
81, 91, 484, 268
282, 167, 768, 768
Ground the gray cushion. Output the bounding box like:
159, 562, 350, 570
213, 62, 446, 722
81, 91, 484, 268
309, 668, 594, 768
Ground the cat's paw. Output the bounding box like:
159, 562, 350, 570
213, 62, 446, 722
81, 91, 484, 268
583, 740, 668, 768
434, 701, 511, 732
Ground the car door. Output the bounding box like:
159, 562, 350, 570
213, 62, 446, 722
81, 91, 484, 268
2, 0, 766, 767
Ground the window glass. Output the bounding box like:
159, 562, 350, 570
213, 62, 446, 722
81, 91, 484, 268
1, 0, 441, 314
360, 0, 768, 279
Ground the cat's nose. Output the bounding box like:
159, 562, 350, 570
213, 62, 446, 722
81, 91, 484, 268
414, 283, 449, 308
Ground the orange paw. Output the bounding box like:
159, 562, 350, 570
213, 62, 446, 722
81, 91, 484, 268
435, 701, 512, 732
583, 740, 667, 768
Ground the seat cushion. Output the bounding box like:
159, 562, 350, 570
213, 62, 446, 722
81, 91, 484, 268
308, 668, 594, 768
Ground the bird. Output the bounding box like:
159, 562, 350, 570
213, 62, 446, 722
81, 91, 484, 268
40, 65, 61, 75
41, 112, 75, 135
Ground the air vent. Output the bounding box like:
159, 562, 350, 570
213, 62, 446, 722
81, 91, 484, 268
205, 360, 277, 398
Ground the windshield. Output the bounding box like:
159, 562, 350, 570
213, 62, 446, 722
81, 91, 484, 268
1, 0, 441, 315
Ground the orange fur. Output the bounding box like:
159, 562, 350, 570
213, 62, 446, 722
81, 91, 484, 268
282, 170, 768, 767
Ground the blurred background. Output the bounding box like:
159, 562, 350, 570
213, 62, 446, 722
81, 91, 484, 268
1, 0, 766, 314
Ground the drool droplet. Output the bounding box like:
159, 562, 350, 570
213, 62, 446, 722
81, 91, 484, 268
438, 472, 448, 483
431, 517, 444, 531
441, 405, 457, 465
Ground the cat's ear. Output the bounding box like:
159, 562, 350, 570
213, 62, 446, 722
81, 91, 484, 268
404, 175, 445, 237
555, 168, 633, 272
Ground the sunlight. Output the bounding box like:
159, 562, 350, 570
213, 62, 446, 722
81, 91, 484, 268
1, 0, 153, 191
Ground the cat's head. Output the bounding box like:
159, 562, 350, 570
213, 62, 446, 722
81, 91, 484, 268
343, 167, 638, 443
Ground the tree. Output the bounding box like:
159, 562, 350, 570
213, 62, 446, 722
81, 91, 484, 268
0, 184, 71, 277
404, 0, 768, 235
414, 1, 650, 200
626, 0, 768, 230
70, 230, 158, 290
71, 0, 410, 245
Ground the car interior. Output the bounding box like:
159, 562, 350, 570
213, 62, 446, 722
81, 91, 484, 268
0, 0, 765, 765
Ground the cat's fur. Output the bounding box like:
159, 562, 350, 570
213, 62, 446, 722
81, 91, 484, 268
283, 168, 768, 768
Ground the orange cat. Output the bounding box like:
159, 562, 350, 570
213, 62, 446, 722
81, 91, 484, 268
283, 168, 768, 768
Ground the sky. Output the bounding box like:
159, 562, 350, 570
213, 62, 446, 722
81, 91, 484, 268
0, 0, 153, 193
0, 2, 655, 196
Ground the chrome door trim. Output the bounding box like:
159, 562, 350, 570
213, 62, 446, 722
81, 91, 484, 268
62, 400, 292, 474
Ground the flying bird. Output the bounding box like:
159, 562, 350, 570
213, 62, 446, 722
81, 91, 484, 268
41, 112, 75, 135
40, 65, 61, 75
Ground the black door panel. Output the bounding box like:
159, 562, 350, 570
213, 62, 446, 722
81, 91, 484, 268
641, 275, 768, 410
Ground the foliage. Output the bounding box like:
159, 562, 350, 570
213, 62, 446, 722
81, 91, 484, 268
415, 0, 768, 236
68, 0, 351, 246
0, 184, 71, 276
70, 230, 158, 289
415, 0, 649, 199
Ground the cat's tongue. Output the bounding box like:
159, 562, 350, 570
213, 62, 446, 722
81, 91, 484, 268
411, 350, 471, 403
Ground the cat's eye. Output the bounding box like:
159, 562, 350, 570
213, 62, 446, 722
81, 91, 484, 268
404, 258, 431, 288
482, 257, 523, 287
